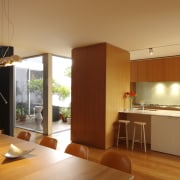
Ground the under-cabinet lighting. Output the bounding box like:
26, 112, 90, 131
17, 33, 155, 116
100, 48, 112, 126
149, 48, 153, 55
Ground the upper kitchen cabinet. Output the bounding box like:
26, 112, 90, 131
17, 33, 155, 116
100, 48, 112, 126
71, 43, 130, 149
131, 56, 180, 82
164, 57, 180, 81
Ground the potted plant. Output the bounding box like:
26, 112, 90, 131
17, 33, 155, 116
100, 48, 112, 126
60, 107, 71, 123
16, 106, 27, 122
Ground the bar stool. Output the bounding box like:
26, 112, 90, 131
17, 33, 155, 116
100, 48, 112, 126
132, 121, 146, 152
116, 120, 130, 149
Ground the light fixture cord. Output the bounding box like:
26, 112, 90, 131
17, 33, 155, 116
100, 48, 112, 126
1, 0, 3, 43
2, 0, 15, 57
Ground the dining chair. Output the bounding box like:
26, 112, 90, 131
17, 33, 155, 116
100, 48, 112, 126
64, 143, 89, 160
17, 131, 31, 141
0, 129, 3, 134
39, 136, 58, 149
100, 150, 132, 173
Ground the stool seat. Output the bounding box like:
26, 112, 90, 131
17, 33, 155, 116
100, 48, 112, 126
117, 120, 130, 149
119, 120, 130, 124
132, 121, 147, 152
134, 121, 146, 126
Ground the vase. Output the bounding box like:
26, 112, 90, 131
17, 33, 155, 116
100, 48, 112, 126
129, 98, 133, 111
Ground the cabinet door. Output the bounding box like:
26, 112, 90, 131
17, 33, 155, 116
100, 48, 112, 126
131, 56, 180, 82
151, 59, 164, 81
151, 115, 180, 156
164, 57, 180, 81
137, 60, 152, 81
131, 60, 153, 82
130, 61, 138, 82
131, 59, 164, 82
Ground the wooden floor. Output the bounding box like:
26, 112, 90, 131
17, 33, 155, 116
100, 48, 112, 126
14, 128, 180, 180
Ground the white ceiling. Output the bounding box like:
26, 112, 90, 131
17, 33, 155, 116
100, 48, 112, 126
1, 0, 180, 60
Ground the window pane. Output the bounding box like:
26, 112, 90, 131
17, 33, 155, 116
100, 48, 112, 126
15, 56, 43, 133
52, 56, 71, 133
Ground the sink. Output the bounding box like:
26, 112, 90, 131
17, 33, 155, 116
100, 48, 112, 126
136, 108, 158, 111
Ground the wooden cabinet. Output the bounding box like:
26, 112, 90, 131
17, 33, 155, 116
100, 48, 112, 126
151, 115, 180, 156
131, 56, 180, 82
131, 59, 164, 82
137, 60, 152, 81
164, 57, 180, 81
71, 43, 130, 149
130, 61, 138, 82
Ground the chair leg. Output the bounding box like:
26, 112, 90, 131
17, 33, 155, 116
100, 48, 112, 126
132, 125, 136, 151
125, 124, 129, 149
140, 125, 143, 149
117, 123, 121, 147
143, 125, 146, 152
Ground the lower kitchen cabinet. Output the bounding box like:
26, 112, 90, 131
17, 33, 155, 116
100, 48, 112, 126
151, 115, 180, 156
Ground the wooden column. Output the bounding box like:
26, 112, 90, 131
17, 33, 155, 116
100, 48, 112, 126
71, 43, 130, 149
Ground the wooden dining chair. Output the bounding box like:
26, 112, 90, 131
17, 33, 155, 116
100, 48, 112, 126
39, 136, 58, 149
65, 143, 89, 159
17, 131, 31, 141
0, 129, 3, 134
100, 150, 132, 173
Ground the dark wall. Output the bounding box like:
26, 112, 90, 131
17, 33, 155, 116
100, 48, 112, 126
0, 66, 14, 135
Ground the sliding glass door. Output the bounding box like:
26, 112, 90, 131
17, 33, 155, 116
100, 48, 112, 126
15, 54, 72, 134
15, 56, 43, 133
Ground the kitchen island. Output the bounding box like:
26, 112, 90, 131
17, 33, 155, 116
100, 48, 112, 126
119, 109, 180, 156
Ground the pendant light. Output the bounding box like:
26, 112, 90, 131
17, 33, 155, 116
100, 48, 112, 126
0, 0, 21, 67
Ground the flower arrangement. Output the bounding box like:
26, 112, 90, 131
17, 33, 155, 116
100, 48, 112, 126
123, 91, 136, 110
123, 91, 136, 99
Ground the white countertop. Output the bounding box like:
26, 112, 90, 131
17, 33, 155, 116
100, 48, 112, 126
120, 108, 180, 117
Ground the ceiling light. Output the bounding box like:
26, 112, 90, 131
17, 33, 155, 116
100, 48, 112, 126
0, 46, 21, 67
0, 0, 21, 67
149, 48, 153, 55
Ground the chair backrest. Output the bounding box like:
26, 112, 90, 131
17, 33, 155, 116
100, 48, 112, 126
65, 143, 89, 159
17, 131, 31, 141
100, 151, 132, 173
39, 136, 58, 149
0, 129, 3, 134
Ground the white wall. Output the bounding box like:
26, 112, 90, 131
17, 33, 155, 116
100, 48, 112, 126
136, 82, 180, 105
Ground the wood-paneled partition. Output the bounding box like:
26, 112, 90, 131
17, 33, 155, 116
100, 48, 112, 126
71, 43, 130, 149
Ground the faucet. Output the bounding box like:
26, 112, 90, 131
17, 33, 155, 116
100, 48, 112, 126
140, 102, 145, 110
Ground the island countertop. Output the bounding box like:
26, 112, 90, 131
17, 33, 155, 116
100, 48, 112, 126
119, 108, 180, 156
119, 108, 180, 117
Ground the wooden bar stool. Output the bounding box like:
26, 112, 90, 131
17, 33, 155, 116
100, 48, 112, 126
132, 121, 147, 152
117, 120, 130, 149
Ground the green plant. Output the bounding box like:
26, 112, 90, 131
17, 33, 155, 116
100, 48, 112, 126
52, 80, 70, 100
16, 106, 27, 121
28, 79, 70, 101
61, 107, 71, 118
28, 79, 43, 95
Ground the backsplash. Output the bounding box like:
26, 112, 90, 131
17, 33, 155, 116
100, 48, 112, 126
136, 82, 180, 106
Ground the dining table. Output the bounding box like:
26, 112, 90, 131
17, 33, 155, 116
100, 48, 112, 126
0, 134, 134, 180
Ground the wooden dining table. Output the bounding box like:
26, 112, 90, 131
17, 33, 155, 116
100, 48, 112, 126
0, 134, 134, 180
